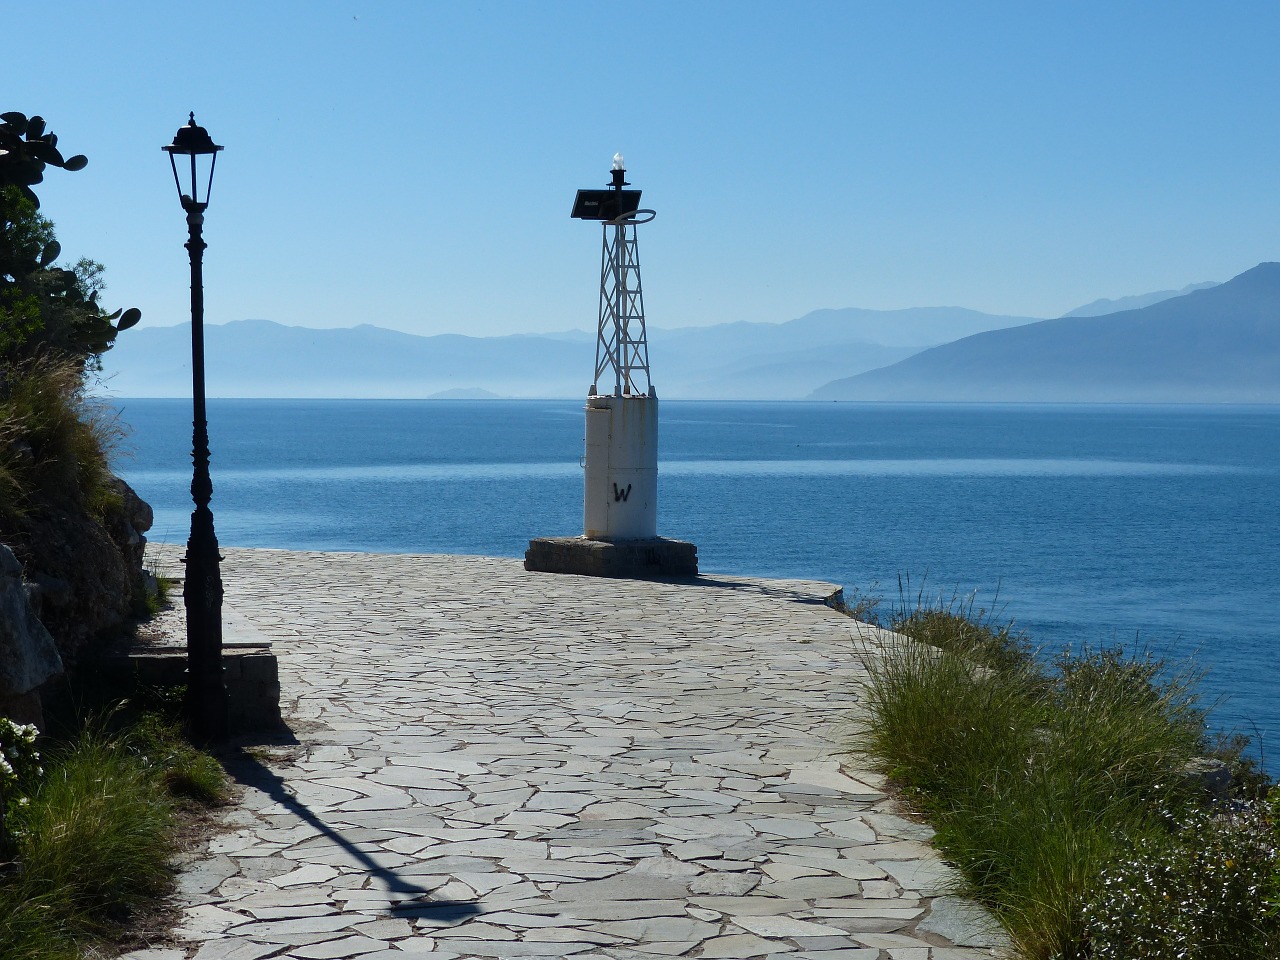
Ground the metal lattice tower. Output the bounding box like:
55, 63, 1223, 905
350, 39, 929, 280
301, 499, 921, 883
570, 153, 655, 397
594, 218, 651, 396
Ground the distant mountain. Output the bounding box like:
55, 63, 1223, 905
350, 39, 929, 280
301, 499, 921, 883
1062, 281, 1220, 318
811, 263, 1280, 403
426, 387, 504, 400
99, 305, 1039, 400
98, 320, 589, 399
658, 305, 1038, 350
648, 307, 1038, 398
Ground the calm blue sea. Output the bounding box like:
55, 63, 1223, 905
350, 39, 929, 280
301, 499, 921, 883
110, 399, 1280, 761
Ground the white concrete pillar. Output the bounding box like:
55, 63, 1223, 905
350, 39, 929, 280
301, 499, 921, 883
583, 394, 658, 540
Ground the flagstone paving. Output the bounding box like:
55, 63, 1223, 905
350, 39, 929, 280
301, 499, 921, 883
130, 547, 1007, 960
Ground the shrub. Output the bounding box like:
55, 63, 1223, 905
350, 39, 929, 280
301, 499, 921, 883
126, 711, 228, 804
887, 576, 1033, 675
1048, 646, 1205, 808
0, 719, 42, 859
0, 408, 26, 523
854, 629, 1040, 802
1082, 801, 1280, 958
2, 112, 141, 372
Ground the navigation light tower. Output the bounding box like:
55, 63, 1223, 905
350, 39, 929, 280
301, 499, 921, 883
524, 155, 697, 578
577, 153, 656, 539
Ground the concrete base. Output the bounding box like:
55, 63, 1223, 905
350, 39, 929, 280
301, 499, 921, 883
525, 536, 698, 580
97, 642, 283, 736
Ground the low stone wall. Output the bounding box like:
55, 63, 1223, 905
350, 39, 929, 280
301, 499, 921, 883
96, 643, 283, 736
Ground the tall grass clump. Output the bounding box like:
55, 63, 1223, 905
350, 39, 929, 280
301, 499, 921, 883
848, 585, 1277, 959
0, 354, 124, 519
11, 728, 173, 932
0, 408, 26, 523
127, 710, 228, 804
0, 711, 227, 960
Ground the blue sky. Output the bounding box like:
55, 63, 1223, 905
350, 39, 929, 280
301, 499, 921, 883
8, 2, 1280, 337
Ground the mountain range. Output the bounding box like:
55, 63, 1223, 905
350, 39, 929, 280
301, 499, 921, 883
1059, 281, 1219, 318
97, 265, 1279, 402
812, 263, 1280, 403
97, 306, 1041, 400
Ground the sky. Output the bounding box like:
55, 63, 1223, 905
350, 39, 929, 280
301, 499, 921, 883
7, 1, 1280, 338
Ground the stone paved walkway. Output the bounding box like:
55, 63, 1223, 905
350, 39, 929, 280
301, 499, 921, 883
130, 548, 1006, 960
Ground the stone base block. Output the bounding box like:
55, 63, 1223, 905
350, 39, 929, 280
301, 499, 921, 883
525, 536, 698, 579
97, 643, 283, 736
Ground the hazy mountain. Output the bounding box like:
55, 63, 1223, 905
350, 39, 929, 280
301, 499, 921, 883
98, 321, 588, 399
811, 263, 1280, 403
1062, 281, 1220, 318
99, 305, 1039, 400
657, 305, 1038, 350
426, 387, 504, 400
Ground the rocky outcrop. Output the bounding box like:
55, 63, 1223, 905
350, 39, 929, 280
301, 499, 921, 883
0, 544, 63, 725
2, 476, 154, 672
104, 477, 154, 582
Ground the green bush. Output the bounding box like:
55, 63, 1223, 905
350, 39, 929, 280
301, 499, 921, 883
3, 111, 141, 371
889, 574, 1031, 668
0, 719, 42, 859
1082, 801, 1279, 958
0, 409, 25, 522
2, 111, 137, 527
126, 711, 228, 804
1049, 646, 1205, 806
854, 629, 1041, 801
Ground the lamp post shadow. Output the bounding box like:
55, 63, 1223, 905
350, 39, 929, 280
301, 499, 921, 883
223, 748, 485, 925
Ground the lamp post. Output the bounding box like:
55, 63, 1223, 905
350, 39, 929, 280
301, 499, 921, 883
163, 113, 227, 742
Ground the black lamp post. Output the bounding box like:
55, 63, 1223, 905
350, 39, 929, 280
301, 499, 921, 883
163, 113, 227, 742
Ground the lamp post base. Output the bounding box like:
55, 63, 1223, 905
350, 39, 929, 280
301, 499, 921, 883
184, 507, 228, 743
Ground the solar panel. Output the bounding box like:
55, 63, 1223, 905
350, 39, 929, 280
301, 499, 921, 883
571, 188, 643, 221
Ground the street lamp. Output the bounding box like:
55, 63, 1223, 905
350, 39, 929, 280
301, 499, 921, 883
163, 113, 227, 742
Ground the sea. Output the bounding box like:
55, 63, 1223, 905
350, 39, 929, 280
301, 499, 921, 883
109, 398, 1280, 764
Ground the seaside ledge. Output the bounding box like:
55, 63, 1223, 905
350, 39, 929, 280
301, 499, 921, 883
146, 545, 1005, 959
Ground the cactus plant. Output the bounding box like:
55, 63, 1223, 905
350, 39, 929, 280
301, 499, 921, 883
0, 112, 90, 205
1, 112, 140, 367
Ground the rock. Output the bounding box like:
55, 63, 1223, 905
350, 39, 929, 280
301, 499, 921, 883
11, 504, 131, 665
2, 473, 156, 667
116, 477, 154, 534
688, 872, 759, 896
104, 476, 154, 587
1180, 757, 1232, 802
27, 572, 73, 611
0, 544, 64, 722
